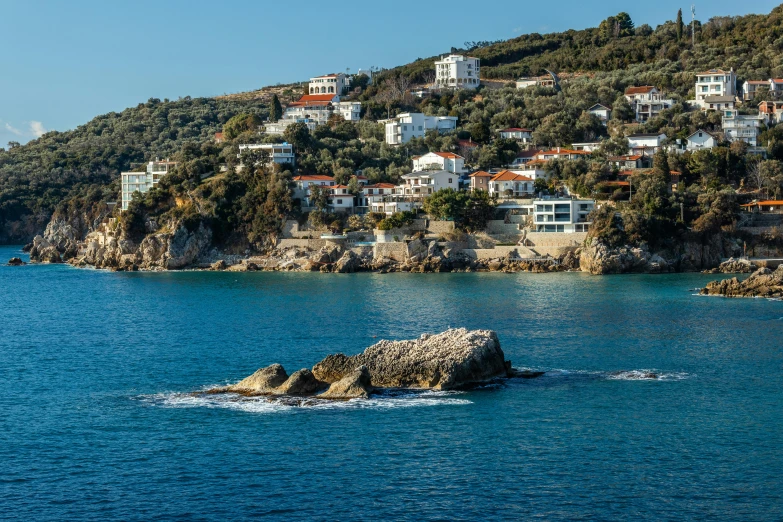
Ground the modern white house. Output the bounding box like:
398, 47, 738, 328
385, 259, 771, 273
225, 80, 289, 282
686, 129, 718, 151
238, 143, 295, 166
356, 183, 396, 212
506, 149, 542, 168
534, 148, 592, 161
694, 68, 737, 104
487, 171, 535, 198
397, 170, 458, 197
309, 73, 347, 95
587, 104, 612, 125
624, 86, 674, 122
382, 113, 458, 145
532, 198, 594, 233
327, 185, 355, 212
498, 128, 533, 142
121, 158, 178, 210
743, 80, 770, 101
516, 75, 557, 89
722, 109, 763, 148
412, 152, 466, 174
264, 94, 361, 134
572, 142, 602, 152
434, 54, 480, 90
626, 133, 668, 155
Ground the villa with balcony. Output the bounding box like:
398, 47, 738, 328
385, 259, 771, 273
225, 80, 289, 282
532, 198, 594, 233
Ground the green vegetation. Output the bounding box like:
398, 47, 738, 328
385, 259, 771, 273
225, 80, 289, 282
423, 189, 496, 232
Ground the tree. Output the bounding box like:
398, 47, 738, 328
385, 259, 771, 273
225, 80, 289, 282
611, 95, 635, 123
309, 185, 329, 214
614, 12, 635, 37
223, 114, 262, 140
423, 189, 496, 232
270, 94, 283, 123
676, 9, 684, 40
283, 122, 311, 152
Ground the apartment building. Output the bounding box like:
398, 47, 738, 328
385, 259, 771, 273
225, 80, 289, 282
694, 68, 737, 104
309, 73, 347, 96
382, 113, 458, 145
238, 143, 295, 166
532, 198, 594, 233
121, 159, 177, 211
624, 86, 674, 122
412, 152, 466, 174
434, 54, 481, 90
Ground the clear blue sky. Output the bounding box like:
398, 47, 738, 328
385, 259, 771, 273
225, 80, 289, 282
0, 0, 777, 145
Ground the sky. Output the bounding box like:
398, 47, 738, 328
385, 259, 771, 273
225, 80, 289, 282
0, 0, 778, 146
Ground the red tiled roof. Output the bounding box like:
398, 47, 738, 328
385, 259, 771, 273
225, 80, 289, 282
741, 200, 783, 206
499, 128, 533, 133
293, 175, 334, 181
602, 181, 630, 187
364, 183, 396, 189
489, 170, 534, 182
698, 69, 731, 75
296, 94, 338, 103
625, 86, 656, 95
515, 149, 541, 158
536, 149, 591, 156
313, 73, 340, 78
432, 152, 463, 159
469, 171, 493, 177
609, 155, 643, 161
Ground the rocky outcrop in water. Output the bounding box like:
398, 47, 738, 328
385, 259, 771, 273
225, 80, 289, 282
702, 257, 755, 275
701, 265, 783, 299
7, 257, 26, 266
210, 328, 513, 400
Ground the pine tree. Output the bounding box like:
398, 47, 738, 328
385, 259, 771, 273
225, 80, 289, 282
676, 9, 684, 40
270, 94, 283, 123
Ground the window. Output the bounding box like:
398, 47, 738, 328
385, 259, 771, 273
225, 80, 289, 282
448, 178, 453, 183
337, 199, 343, 204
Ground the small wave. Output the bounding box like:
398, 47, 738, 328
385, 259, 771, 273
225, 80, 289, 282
606, 370, 691, 381
137, 389, 471, 414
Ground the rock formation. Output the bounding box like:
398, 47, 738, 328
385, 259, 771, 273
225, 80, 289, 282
7, 257, 26, 266
210, 328, 516, 400
701, 265, 783, 298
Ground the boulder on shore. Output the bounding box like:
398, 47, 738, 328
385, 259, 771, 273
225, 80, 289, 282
274, 369, 324, 395
220, 364, 289, 395
312, 328, 508, 390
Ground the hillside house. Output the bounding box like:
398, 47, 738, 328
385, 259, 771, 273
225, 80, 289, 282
686, 130, 718, 151
487, 171, 535, 198
701, 95, 736, 112
587, 104, 612, 125
264, 93, 361, 134
742, 80, 770, 101
624, 86, 673, 122
469, 171, 492, 192
292, 174, 335, 204
238, 143, 295, 166
626, 133, 667, 155
532, 198, 594, 233
309, 73, 347, 95
121, 159, 178, 211
382, 113, 457, 145
434, 54, 481, 90
608, 155, 651, 170
507, 149, 541, 168
412, 152, 466, 174
722, 109, 763, 148
741, 200, 783, 213
695, 69, 737, 104
498, 128, 533, 142
759, 101, 783, 125
397, 170, 458, 197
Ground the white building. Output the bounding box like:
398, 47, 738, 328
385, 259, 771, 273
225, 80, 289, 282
587, 104, 612, 125
742, 80, 770, 101
412, 152, 466, 174
686, 129, 718, 152
356, 183, 396, 212
701, 95, 735, 112
434, 54, 480, 90
759, 101, 783, 125
121, 159, 177, 211
397, 170, 458, 197
238, 143, 295, 166
516, 75, 557, 89
309, 73, 347, 96
572, 142, 602, 152
264, 94, 361, 135
722, 109, 763, 148
498, 128, 533, 142
532, 198, 594, 233
327, 185, 355, 212
626, 133, 667, 155
695, 68, 736, 103
624, 86, 674, 122
487, 171, 535, 198
382, 113, 458, 145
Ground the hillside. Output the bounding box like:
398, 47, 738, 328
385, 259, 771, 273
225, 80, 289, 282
2, 4, 783, 245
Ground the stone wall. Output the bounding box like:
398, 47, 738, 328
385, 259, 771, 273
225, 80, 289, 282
525, 232, 587, 247
426, 221, 455, 235
485, 220, 523, 235
461, 245, 538, 260
276, 239, 329, 250
374, 242, 408, 262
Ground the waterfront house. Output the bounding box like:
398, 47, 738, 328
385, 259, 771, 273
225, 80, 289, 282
121, 158, 178, 211
532, 198, 594, 233
412, 152, 466, 174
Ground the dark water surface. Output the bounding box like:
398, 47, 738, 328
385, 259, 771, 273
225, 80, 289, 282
1, 245, 781, 520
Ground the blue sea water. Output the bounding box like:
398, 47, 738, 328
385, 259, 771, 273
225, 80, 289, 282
1, 244, 782, 521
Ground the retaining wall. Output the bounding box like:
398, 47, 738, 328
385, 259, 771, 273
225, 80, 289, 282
374, 242, 408, 262
427, 221, 455, 235
461, 245, 538, 260
525, 232, 587, 247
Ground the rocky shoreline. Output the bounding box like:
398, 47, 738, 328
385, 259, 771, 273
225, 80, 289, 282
208, 328, 524, 400
701, 265, 783, 299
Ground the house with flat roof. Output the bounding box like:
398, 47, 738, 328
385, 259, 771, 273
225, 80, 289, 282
309, 73, 347, 96
382, 113, 457, 145
498, 128, 533, 142
121, 158, 178, 211
238, 143, 295, 166
435, 55, 481, 90
532, 198, 594, 233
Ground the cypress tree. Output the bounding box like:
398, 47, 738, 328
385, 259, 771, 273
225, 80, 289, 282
676, 9, 684, 40
270, 94, 283, 123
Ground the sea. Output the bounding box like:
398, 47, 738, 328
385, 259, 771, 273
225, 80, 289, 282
1, 244, 781, 520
